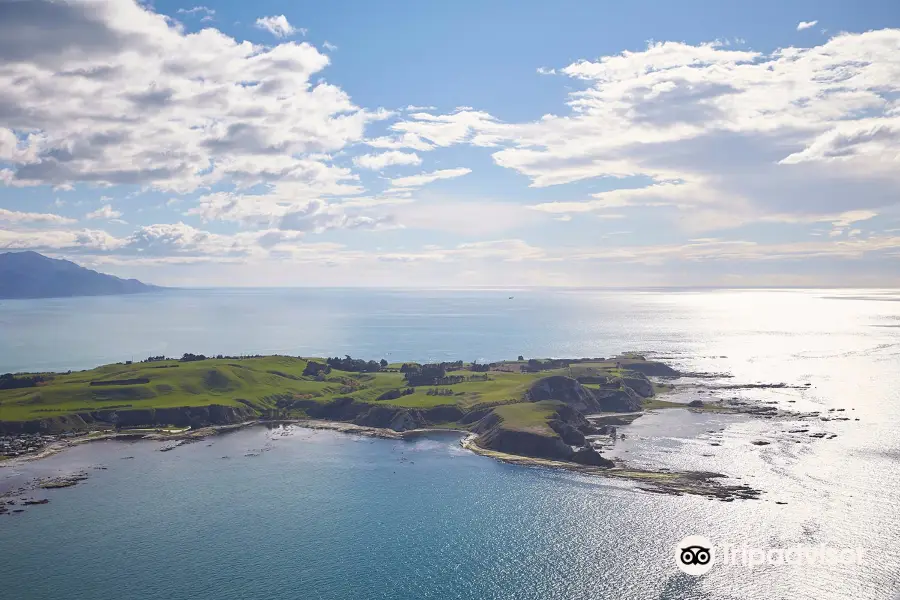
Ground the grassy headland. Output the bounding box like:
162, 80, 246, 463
0, 353, 692, 467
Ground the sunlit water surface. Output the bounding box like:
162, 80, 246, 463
1, 288, 898, 599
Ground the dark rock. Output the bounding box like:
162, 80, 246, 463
570, 447, 614, 468
750, 440, 770, 446
621, 360, 679, 377
549, 420, 585, 446
527, 376, 598, 412
478, 427, 574, 461
422, 405, 465, 424
688, 400, 704, 408
590, 387, 643, 412
353, 405, 426, 431
459, 408, 491, 425
622, 374, 654, 398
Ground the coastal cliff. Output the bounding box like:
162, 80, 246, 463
0, 404, 256, 435
0, 354, 677, 468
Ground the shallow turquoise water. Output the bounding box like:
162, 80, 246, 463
1, 288, 899, 599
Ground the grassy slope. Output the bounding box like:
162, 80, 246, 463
0, 357, 325, 421
0, 356, 685, 427
0, 358, 553, 423
490, 401, 561, 435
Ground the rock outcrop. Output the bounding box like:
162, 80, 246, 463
571, 446, 615, 467
549, 420, 585, 446
590, 387, 643, 412
622, 374, 654, 398
527, 375, 645, 414
621, 360, 679, 377
473, 402, 613, 467
527, 376, 598, 412
290, 397, 464, 432
477, 426, 575, 461
0, 404, 256, 435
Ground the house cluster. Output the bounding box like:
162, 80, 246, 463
0, 433, 57, 458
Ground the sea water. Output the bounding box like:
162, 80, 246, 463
1, 288, 899, 599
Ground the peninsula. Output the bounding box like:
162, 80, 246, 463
0, 353, 761, 500
0, 251, 159, 299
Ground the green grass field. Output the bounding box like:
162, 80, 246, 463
0, 357, 557, 423
0, 355, 684, 430
0, 357, 327, 422
490, 401, 561, 435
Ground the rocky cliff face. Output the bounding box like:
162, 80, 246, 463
623, 361, 679, 377
590, 387, 643, 412
0, 404, 256, 435
472, 402, 613, 466
527, 375, 643, 413
477, 427, 576, 461
622, 374, 654, 398
291, 397, 463, 432
527, 376, 598, 412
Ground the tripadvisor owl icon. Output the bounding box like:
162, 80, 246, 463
676, 535, 715, 575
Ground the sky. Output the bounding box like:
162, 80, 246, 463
1, 0, 899, 288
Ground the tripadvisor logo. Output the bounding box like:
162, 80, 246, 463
676, 535, 715, 576
675, 535, 867, 575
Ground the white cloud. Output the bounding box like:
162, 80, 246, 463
390, 168, 472, 188
85, 204, 123, 220
0, 208, 76, 225
255, 15, 301, 38
323, 41, 338, 51
829, 210, 877, 228
797, 20, 818, 31
386, 110, 506, 149
385, 30, 900, 231
177, 6, 214, 18
0, 228, 122, 251
353, 151, 422, 170
2, 8, 900, 286
397, 200, 541, 235
187, 187, 397, 233
0, 0, 382, 194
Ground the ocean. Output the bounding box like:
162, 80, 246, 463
1, 287, 899, 599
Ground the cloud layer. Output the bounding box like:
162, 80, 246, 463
1, 0, 898, 286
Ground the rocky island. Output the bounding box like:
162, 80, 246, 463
1, 353, 764, 500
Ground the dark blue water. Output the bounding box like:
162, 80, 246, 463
1, 288, 899, 599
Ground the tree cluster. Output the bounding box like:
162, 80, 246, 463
326, 355, 385, 373
376, 388, 415, 401
0, 373, 45, 390
403, 363, 447, 386
522, 358, 571, 372
425, 388, 456, 396
302, 361, 332, 377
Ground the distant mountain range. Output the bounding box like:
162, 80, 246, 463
0, 251, 160, 299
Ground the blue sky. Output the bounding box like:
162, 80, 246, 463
1, 0, 899, 287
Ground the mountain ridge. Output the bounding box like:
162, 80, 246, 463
0, 251, 160, 299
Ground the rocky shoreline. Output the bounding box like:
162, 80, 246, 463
2, 353, 848, 508
461, 435, 761, 501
